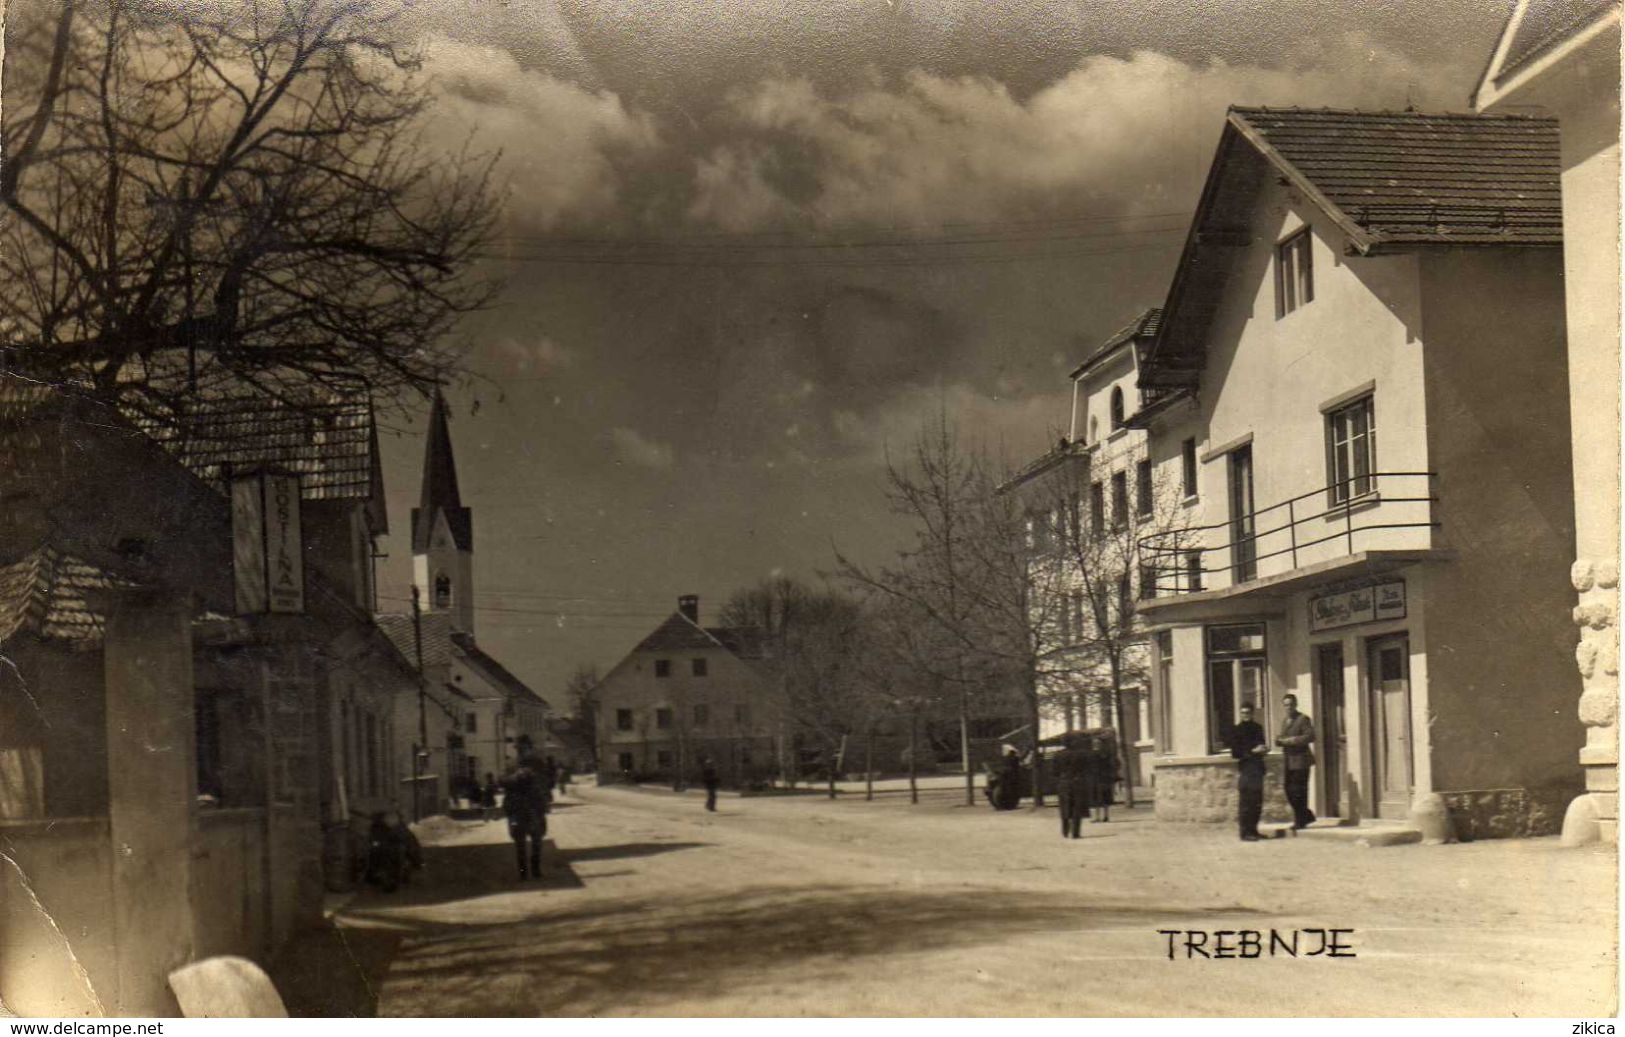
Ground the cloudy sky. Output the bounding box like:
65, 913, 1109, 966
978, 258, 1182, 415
370, 0, 1513, 704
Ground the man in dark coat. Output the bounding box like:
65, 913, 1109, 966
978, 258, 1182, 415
1276, 694, 1317, 829
1089, 736, 1117, 823
701, 757, 720, 812
1055, 735, 1090, 838
1230, 703, 1269, 841
503, 738, 550, 879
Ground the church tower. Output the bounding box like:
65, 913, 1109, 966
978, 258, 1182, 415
411, 391, 475, 635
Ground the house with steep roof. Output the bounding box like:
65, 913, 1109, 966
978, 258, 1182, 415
375, 392, 559, 814
595, 595, 785, 786
1130, 107, 1581, 838
1474, 0, 1620, 846
0, 385, 412, 1015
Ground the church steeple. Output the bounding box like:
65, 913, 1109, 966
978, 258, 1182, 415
410, 390, 475, 635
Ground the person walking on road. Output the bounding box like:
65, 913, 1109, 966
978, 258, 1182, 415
1276, 694, 1317, 829
701, 757, 720, 812
503, 737, 549, 880
1056, 735, 1090, 838
1230, 703, 1269, 841
1089, 736, 1116, 823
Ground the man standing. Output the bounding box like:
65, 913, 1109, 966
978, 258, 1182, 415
1229, 703, 1268, 841
503, 737, 548, 880
1277, 693, 1317, 829
701, 756, 720, 812
1055, 735, 1090, 839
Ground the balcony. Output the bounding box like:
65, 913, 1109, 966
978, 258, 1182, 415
1138, 472, 1440, 604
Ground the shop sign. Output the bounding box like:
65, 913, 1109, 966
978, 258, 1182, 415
232, 470, 305, 614
1309, 580, 1405, 632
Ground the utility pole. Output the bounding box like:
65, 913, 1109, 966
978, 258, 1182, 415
412, 584, 428, 822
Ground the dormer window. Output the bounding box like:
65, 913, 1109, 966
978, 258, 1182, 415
434, 573, 452, 608
1110, 387, 1126, 431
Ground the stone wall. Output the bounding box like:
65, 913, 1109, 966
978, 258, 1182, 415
1153, 757, 1293, 825
1444, 787, 1573, 841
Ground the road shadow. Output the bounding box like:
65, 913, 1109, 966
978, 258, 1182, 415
271, 918, 404, 1017
559, 841, 709, 864
343, 883, 1266, 1017
348, 838, 586, 912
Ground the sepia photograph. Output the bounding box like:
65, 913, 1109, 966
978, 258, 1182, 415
0, 0, 1618, 1020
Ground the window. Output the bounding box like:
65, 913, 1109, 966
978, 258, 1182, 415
1155, 631, 1174, 754
692, 658, 708, 677
1206, 623, 1267, 754
1326, 395, 1376, 505
693, 703, 709, 726
1181, 438, 1198, 498
616, 708, 634, 731
1136, 459, 1153, 517
1185, 550, 1204, 592
1111, 471, 1128, 529
1110, 387, 1126, 430
656, 708, 673, 730
1139, 564, 1157, 600
434, 573, 452, 608
1117, 572, 1133, 622
1090, 481, 1105, 535
465, 712, 478, 734
1071, 591, 1086, 640
735, 703, 751, 726
1275, 228, 1313, 317
618, 752, 634, 772
654, 659, 671, 678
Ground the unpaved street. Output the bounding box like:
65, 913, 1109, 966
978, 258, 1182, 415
275, 781, 1617, 1017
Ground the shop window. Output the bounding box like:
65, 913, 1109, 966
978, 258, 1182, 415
1275, 228, 1313, 317
1206, 623, 1267, 754
1326, 395, 1377, 505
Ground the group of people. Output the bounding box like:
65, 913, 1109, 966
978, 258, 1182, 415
1229, 693, 1318, 841
1053, 734, 1122, 837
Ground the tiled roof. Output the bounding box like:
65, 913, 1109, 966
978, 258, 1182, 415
375, 610, 455, 670
136, 392, 378, 502
1229, 107, 1562, 249
633, 612, 727, 654
0, 545, 138, 646
451, 632, 550, 709
1071, 307, 1163, 378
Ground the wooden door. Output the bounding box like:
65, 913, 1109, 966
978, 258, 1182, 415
1315, 643, 1345, 817
1367, 636, 1412, 818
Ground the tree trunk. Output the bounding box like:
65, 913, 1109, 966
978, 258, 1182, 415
908, 711, 919, 805
1110, 652, 1137, 808
959, 696, 973, 807
1027, 674, 1046, 808
865, 727, 875, 802
827, 745, 838, 799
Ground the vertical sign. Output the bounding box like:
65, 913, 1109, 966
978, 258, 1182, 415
265, 473, 304, 613
232, 470, 304, 615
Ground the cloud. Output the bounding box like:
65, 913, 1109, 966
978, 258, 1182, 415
685, 37, 1479, 232
607, 426, 675, 469
832, 383, 1063, 468
419, 36, 660, 232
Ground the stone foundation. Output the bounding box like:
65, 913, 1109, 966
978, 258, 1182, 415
1568, 557, 1619, 845
1153, 756, 1292, 825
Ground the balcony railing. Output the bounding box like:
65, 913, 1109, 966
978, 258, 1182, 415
1138, 472, 1439, 598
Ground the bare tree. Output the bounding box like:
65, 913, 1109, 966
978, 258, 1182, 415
1, 0, 500, 421
837, 413, 1017, 807
561, 663, 600, 771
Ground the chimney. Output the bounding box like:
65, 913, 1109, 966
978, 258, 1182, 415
678, 594, 699, 623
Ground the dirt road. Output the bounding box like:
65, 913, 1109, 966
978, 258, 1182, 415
275, 781, 1617, 1017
